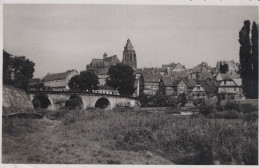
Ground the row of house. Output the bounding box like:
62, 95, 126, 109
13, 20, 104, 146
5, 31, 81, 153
137, 61, 243, 102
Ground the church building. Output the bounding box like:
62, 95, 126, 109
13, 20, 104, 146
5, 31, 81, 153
122, 39, 137, 69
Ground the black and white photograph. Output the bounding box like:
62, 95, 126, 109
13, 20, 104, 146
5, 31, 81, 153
2, 2, 259, 165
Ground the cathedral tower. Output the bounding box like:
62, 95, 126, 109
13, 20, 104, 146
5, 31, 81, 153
122, 39, 137, 69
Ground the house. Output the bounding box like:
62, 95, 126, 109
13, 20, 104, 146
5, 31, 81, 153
97, 71, 109, 86
93, 84, 119, 95
173, 79, 188, 96
42, 70, 78, 91
154, 67, 167, 76
217, 74, 243, 102
86, 53, 120, 74
186, 78, 197, 96
159, 76, 174, 95
191, 82, 207, 99
143, 74, 162, 95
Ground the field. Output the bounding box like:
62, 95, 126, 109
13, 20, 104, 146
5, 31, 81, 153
2, 108, 258, 165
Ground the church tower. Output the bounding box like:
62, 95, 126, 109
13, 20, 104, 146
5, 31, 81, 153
122, 39, 137, 69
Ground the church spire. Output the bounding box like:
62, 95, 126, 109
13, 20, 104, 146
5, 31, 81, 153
122, 39, 137, 69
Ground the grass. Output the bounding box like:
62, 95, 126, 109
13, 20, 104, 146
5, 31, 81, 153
2, 108, 258, 165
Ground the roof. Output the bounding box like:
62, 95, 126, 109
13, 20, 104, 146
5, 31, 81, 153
154, 67, 166, 73
161, 76, 173, 87
198, 71, 213, 81
172, 63, 185, 70
42, 70, 77, 82
136, 68, 154, 74
201, 81, 217, 93
233, 79, 242, 86
143, 74, 162, 82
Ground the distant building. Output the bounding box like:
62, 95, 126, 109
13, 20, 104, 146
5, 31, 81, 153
143, 74, 162, 95
173, 79, 187, 96
159, 76, 174, 95
86, 53, 120, 74
216, 60, 239, 74
42, 70, 78, 91
122, 39, 137, 69
170, 63, 186, 73
93, 84, 119, 95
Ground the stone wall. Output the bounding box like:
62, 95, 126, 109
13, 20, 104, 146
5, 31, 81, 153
2, 85, 34, 115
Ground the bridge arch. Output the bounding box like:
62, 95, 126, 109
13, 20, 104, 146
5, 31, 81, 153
65, 94, 86, 110
32, 93, 53, 110
95, 97, 111, 110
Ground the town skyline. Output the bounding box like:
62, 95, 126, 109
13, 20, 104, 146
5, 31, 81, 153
3, 4, 258, 78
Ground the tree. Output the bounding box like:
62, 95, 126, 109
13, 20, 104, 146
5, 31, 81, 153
68, 70, 98, 92
3, 51, 35, 90
251, 22, 259, 99
239, 20, 259, 98
106, 64, 135, 96
68, 75, 80, 91
219, 63, 228, 74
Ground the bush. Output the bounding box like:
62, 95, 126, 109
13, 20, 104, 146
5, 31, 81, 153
65, 96, 83, 110
208, 110, 244, 119
239, 103, 258, 113
225, 102, 239, 111
199, 103, 214, 116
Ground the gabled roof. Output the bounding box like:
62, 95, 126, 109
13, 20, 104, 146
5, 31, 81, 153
201, 81, 217, 93
42, 70, 77, 82
172, 63, 185, 70
161, 76, 173, 87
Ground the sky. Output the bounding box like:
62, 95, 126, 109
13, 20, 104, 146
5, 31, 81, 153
3, 4, 258, 78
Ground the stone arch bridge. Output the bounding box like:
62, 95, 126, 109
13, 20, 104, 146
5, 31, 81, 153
28, 91, 139, 110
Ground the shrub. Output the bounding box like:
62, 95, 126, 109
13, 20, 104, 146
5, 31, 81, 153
199, 103, 214, 116
225, 102, 239, 111
239, 103, 258, 113
65, 97, 83, 110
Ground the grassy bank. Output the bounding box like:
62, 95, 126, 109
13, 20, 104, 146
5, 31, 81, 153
2, 108, 258, 164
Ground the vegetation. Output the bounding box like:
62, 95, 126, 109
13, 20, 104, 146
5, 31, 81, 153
139, 93, 177, 108
68, 70, 99, 92
32, 93, 51, 109
106, 64, 135, 96
2, 108, 258, 165
239, 20, 259, 99
65, 95, 83, 110
3, 50, 35, 90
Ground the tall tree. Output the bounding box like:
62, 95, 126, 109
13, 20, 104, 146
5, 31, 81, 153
77, 70, 99, 92
251, 22, 259, 99
68, 75, 80, 91
239, 20, 253, 98
106, 64, 135, 96
3, 50, 35, 91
